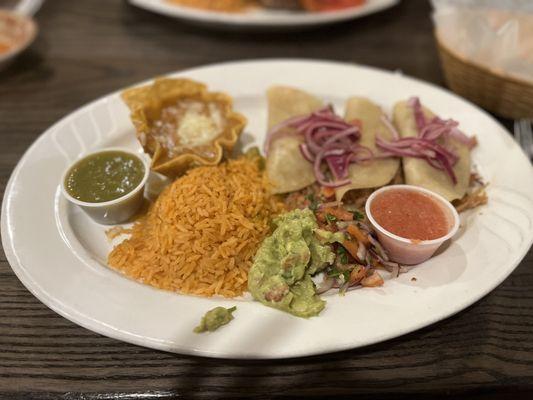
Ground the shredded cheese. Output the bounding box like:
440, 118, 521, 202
177, 111, 220, 147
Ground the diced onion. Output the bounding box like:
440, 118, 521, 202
316, 276, 335, 294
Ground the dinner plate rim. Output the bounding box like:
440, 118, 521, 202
128, 0, 400, 28
2, 58, 533, 359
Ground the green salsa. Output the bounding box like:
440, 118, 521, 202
64, 150, 145, 203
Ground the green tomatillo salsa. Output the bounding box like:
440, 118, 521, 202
64, 150, 145, 203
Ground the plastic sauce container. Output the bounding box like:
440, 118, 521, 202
60, 148, 150, 225
365, 185, 460, 265
0, 10, 37, 70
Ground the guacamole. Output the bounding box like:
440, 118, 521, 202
248, 209, 344, 318
194, 306, 236, 333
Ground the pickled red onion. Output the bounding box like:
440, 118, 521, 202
265, 105, 373, 188
377, 97, 476, 184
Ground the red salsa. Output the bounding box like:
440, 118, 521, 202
0, 12, 28, 55
370, 189, 449, 241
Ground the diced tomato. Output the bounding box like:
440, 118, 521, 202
342, 239, 359, 260
361, 271, 384, 287
347, 224, 370, 246
349, 265, 366, 284
322, 207, 354, 221
301, 0, 366, 12
320, 186, 336, 199
349, 118, 363, 130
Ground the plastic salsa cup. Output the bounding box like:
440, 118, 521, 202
60, 148, 150, 225
365, 184, 460, 265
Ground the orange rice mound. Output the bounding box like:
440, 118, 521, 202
108, 157, 284, 298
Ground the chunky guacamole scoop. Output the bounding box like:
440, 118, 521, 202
248, 209, 343, 318
194, 306, 236, 333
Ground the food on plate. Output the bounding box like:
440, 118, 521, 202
300, 0, 366, 12
248, 205, 401, 318
61, 149, 149, 225
370, 189, 449, 241
265, 86, 322, 194
194, 306, 237, 333
63, 150, 145, 203
366, 185, 460, 265
166, 0, 254, 12
265, 90, 402, 201
312, 202, 400, 295
248, 208, 343, 317
0, 11, 35, 56
101, 79, 489, 321
166, 0, 366, 13
266, 86, 324, 130
454, 172, 488, 212
335, 97, 401, 200
389, 97, 475, 201
108, 155, 284, 298
265, 91, 481, 208
121, 78, 246, 178
259, 0, 301, 9
0, 41, 13, 55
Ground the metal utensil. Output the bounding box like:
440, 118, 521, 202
514, 119, 533, 162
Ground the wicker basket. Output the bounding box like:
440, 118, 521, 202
436, 32, 533, 119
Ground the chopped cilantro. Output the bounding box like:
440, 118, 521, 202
305, 194, 319, 212
325, 213, 337, 223
352, 210, 365, 221
342, 270, 351, 283
327, 268, 342, 278
328, 267, 351, 283
337, 246, 348, 264
340, 253, 348, 264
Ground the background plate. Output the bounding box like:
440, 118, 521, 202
128, 0, 399, 29
2, 59, 533, 359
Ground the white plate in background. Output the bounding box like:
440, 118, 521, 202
128, 0, 399, 29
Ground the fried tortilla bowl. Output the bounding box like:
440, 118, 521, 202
122, 78, 247, 177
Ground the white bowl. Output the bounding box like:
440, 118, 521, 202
365, 184, 460, 265
0, 10, 37, 70
60, 148, 150, 225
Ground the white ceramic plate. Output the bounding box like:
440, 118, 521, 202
2, 60, 533, 359
128, 0, 399, 29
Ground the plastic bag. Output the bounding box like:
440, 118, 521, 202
432, 0, 533, 82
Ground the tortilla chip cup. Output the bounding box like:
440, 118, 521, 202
121, 78, 247, 177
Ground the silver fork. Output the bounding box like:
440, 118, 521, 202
514, 119, 533, 162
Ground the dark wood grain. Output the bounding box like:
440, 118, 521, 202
0, 0, 532, 398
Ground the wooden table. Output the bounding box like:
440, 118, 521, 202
1, 0, 532, 398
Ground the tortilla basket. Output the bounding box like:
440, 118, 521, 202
435, 31, 533, 119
